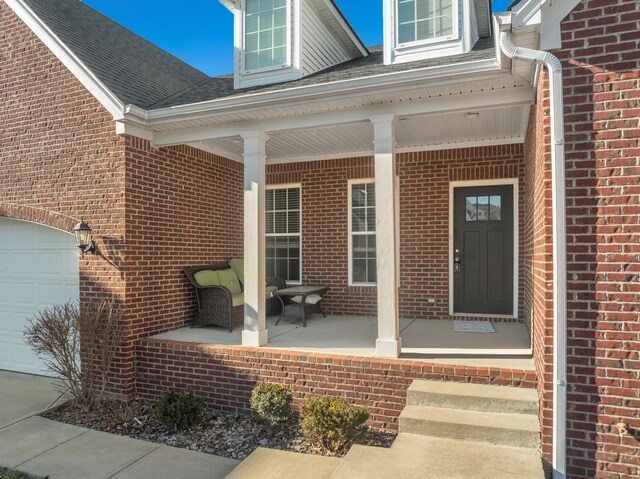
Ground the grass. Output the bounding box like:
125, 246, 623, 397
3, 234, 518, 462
0, 467, 43, 479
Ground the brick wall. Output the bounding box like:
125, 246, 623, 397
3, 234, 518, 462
124, 137, 244, 342
523, 72, 555, 468
0, 3, 130, 389
1, 4, 245, 396
267, 145, 526, 320
529, 1, 640, 477
135, 339, 537, 431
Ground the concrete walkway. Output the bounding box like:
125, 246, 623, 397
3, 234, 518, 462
0, 371, 239, 479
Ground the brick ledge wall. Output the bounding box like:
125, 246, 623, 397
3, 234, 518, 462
135, 338, 537, 430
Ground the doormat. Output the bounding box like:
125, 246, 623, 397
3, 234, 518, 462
453, 320, 495, 333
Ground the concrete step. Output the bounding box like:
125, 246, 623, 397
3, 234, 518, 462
225, 447, 341, 479
331, 433, 544, 479
399, 405, 540, 448
407, 380, 538, 415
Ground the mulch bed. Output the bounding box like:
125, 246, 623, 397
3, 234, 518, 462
42, 399, 396, 460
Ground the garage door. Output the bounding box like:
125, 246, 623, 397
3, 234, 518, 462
0, 218, 79, 375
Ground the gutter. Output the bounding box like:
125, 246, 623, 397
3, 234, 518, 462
499, 30, 567, 479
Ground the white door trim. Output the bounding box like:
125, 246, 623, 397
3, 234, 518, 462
448, 178, 519, 318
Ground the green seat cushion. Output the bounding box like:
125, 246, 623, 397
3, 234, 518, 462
266, 285, 278, 298
232, 293, 244, 307
228, 258, 244, 285
218, 268, 242, 295
193, 270, 219, 286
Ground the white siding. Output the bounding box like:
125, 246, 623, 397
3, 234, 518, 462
301, 1, 351, 77
474, 0, 491, 37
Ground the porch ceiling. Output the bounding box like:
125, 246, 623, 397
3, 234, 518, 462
191, 104, 530, 163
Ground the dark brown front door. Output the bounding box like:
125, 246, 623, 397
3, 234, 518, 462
453, 184, 514, 315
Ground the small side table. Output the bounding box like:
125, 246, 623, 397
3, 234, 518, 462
274, 285, 328, 327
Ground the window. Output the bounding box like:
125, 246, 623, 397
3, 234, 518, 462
266, 185, 301, 283
244, 0, 289, 72
397, 0, 455, 44
349, 181, 377, 285
465, 195, 502, 222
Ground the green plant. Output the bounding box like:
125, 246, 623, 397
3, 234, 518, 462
299, 396, 370, 454
154, 389, 204, 431
250, 382, 293, 429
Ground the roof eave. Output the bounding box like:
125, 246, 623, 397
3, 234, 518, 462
123, 57, 505, 127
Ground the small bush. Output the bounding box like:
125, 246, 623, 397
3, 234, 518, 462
154, 389, 204, 431
299, 396, 370, 454
250, 382, 293, 429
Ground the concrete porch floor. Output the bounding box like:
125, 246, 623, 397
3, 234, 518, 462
153, 315, 534, 370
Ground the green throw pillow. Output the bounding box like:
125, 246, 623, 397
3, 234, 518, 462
194, 270, 219, 286
218, 268, 242, 295
228, 258, 244, 284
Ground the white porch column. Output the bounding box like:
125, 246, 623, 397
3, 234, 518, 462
241, 131, 269, 347
370, 114, 401, 358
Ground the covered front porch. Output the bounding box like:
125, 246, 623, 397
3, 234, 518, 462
152, 314, 533, 371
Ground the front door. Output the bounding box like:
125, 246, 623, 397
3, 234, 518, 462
453, 184, 514, 315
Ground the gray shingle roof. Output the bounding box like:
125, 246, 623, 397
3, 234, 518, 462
151, 39, 496, 108
21, 0, 496, 110
22, 0, 209, 109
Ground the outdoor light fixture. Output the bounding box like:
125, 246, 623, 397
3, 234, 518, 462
73, 219, 96, 255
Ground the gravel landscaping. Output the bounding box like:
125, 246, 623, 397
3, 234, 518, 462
42, 399, 396, 460
0, 467, 42, 479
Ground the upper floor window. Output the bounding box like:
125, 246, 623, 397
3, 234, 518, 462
244, 0, 289, 72
397, 0, 455, 45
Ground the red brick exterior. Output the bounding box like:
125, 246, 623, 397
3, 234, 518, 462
1, 4, 243, 395
527, 1, 640, 477
7, 0, 640, 476
267, 146, 526, 320
524, 71, 555, 468
135, 338, 537, 431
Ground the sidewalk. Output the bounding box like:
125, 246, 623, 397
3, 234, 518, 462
0, 371, 238, 479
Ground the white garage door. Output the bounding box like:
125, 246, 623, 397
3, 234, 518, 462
0, 218, 79, 376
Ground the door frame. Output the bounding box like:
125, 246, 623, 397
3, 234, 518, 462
448, 178, 519, 318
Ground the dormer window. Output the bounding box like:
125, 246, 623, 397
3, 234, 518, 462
397, 0, 456, 45
384, 0, 491, 65
243, 0, 289, 73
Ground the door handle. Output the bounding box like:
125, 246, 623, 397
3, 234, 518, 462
454, 255, 462, 272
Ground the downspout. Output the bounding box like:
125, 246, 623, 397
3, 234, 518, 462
499, 31, 567, 479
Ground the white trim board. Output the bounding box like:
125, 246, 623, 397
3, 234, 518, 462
448, 178, 520, 318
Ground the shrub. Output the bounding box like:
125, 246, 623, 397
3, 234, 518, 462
154, 389, 204, 431
250, 382, 293, 430
24, 300, 124, 410
299, 396, 370, 454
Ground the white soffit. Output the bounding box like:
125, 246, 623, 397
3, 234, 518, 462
192, 105, 528, 163
147, 75, 530, 133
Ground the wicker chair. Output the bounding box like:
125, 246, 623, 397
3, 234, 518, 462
184, 263, 286, 331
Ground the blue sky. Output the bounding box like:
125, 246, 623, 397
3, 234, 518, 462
82, 0, 512, 76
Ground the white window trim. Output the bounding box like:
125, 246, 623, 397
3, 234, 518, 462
266, 183, 302, 285
348, 178, 400, 287
242, 0, 293, 75
394, 0, 460, 50
448, 178, 519, 318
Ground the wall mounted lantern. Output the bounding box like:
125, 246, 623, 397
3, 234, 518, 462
73, 219, 96, 255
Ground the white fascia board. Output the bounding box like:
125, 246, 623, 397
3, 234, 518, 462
510, 0, 543, 28
129, 58, 503, 128
539, 0, 582, 50
318, 0, 368, 56
151, 85, 533, 146
218, 0, 235, 12
5, 0, 125, 119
